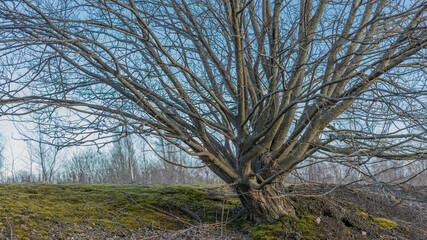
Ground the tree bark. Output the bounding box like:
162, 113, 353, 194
235, 182, 295, 223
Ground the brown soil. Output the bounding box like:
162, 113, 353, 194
273, 183, 427, 240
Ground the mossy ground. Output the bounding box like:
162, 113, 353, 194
247, 214, 321, 240
357, 211, 398, 229
0, 183, 425, 239
0, 184, 241, 239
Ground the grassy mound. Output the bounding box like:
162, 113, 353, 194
1, 183, 426, 239
0, 184, 241, 239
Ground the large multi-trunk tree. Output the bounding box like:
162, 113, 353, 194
0, 0, 426, 223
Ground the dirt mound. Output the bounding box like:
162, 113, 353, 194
246, 184, 427, 240
1, 183, 425, 239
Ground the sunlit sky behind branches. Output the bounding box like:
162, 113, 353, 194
0, 118, 29, 171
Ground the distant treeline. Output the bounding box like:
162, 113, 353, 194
1, 135, 426, 186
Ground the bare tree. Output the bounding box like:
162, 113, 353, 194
155, 137, 197, 184
69, 150, 94, 183
135, 139, 150, 184
123, 133, 136, 183
27, 123, 63, 183
110, 134, 136, 183
0, 134, 4, 181
24, 140, 34, 182
67, 148, 108, 183
0, 0, 426, 222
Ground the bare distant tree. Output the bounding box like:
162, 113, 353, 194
155, 137, 193, 184
110, 134, 136, 183
0, 134, 4, 181
135, 140, 150, 184
123, 134, 136, 183
67, 149, 107, 183
0, 0, 426, 222
24, 140, 34, 182
69, 150, 94, 183
27, 123, 63, 183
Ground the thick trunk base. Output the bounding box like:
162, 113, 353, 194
235, 183, 295, 223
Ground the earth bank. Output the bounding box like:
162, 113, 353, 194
0, 183, 425, 239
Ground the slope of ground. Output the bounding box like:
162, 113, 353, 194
0, 183, 425, 239
248, 184, 427, 240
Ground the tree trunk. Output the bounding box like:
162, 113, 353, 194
235, 182, 295, 223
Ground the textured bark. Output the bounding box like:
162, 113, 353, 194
235, 182, 295, 223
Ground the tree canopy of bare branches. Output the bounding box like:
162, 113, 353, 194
0, 0, 426, 223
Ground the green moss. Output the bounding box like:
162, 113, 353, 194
357, 211, 397, 229
227, 198, 240, 205
357, 211, 369, 219
249, 222, 284, 240
297, 215, 316, 235
373, 217, 398, 228
248, 214, 319, 240
0, 183, 240, 239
